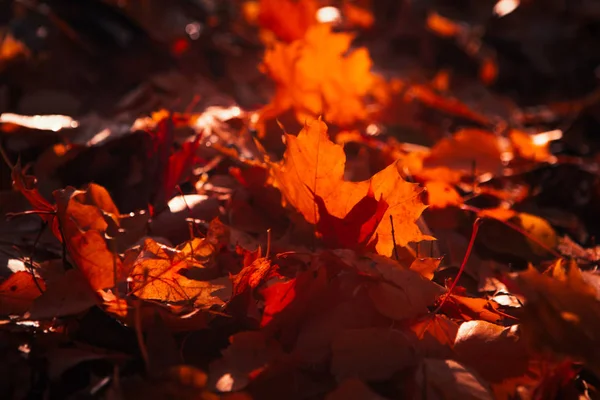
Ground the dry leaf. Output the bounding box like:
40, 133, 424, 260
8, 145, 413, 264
505, 263, 600, 376
269, 120, 431, 256
53, 185, 123, 291
29, 269, 99, 319
0, 271, 45, 316
128, 238, 226, 307
261, 25, 383, 126
258, 0, 318, 42
326, 379, 385, 400
331, 327, 417, 381
415, 359, 493, 400
333, 250, 445, 320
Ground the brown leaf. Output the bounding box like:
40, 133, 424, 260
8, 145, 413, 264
334, 250, 445, 320
209, 331, 283, 392
29, 270, 99, 319
414, 359, 493, 400
331, 327, 417, 381
326, 379, 386, 400
505, 263, 600, 376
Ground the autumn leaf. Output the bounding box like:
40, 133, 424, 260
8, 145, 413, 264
454, 320, 544, 398
409, 314, 458, 359
11, 161, 56, 226
314, 186, 389, 251
0, 271, 45, 316
29, 269, 99, 319
326, 379, 386, 400
258, 0, 318, 43
128, 238, 226, 307
269, 120, 431, 255
209, 331, 283, 392
438, 294, 507, 324
53, 185, 123, 291
261, 24, 384, 126
332, 250, 445, 320
232, 257, 279, 298
409, 257, 443, 280
331, 327, 417, 382
505, 262, 600, 376
414, 359, 494, 400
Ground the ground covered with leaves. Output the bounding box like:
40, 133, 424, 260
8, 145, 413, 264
2, 1, 600, 399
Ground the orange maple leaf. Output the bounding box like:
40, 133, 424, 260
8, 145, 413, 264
269, 120, 431, 255
261, 24, 383, 127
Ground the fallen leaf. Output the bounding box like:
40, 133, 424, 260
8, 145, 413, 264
258, 0, 318, 42
326, 379, 386, 400
425, 181, 463, 209
331, 327, 417, 381
53, 185, 124, 290
209, 331, 283, 392
409, 257, 443, 280
29, 270, 99, 319
314, 187, 389, 251
11, 162, 56, 226
408, 314, 459, 359
232, 257, 279, 297
261, 25, 383, 126
505, 264, 600, 376
269, 120, 431, 256
333, 250, 445, 320
439, 294, 506, 324
423, 129, 503, 176
128, 238, 226, 307
454, 321, 530, 382
414, 359, 494, 400
0, 271, 45, 316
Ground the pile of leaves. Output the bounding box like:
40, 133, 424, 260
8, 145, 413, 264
2, 0, 600, 399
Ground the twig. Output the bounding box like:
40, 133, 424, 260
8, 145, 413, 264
433, 218, 482, 314
26, 221, 48, 295
390, 215, 400, 261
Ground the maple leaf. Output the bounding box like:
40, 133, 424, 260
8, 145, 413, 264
314, 186, 388, 251
504, 261, 600, 376
11, 161, 56, 226
53, 185, 124, 291
258, 0, 318, 43
0, 271, 45, 316
261, 24, 382, 126
269, 120, 431, 255
415, 359, 494, 400
128, 238, 226, 308
454, 320, 545, 398
331, 327, 417, 382
331, 250, 445, 320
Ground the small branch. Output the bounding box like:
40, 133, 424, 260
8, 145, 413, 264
434, 218, 482, 315
390, 215, 400, 261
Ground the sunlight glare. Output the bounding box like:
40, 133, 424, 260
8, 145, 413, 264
493, 0, 519, 18
316, 7, 341, 24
